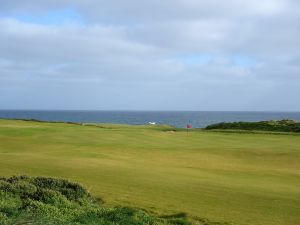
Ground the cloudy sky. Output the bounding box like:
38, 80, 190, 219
0, 0, 299, 111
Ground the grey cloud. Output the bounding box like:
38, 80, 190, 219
0, 0, 300, 110
0, 0, 296, 25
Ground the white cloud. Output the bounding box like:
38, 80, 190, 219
0, 0, 299, 110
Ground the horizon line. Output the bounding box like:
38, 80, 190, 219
0, 109, 300, 113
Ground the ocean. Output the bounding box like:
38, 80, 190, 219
1, 110, 300, 128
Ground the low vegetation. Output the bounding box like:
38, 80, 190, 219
0, 176, 195, 225
205, 119, 300, 132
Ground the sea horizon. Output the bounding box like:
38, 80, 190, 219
1, 110, 300, 128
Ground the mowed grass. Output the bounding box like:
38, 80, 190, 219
0, 119, 300, 225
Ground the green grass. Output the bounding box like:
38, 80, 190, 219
0, 176, 193, 225
0, 119, 300, 225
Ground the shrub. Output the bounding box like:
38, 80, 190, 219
32, 177, 88, 201
205, 119, 300, 133
0, 176, 198, 225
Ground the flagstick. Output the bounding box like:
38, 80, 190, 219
186, 121, 191, 136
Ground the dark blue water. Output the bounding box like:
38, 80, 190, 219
0, 110, 300, 128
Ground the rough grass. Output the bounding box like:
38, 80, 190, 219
0, 119, 300, 225
0, 175, 194, 225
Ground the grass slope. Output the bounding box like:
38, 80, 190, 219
0, 119, 300, 225
0, 176, 193, 225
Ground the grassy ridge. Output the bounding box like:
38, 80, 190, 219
0, 176, 195, 225
0, 119, 300, 225
205, 119, 300, 132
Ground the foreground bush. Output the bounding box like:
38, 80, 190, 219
205, 119, 300, 133
0, 176, 195, 225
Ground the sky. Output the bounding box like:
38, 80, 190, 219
0, 0, 299, 111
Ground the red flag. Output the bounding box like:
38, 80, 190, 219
187, 124, 192, 129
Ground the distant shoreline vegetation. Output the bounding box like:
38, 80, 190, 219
205, 119, 300, 133
0, 118, 82, 125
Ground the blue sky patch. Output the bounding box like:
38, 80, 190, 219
232, 55, 256, 67
177, 53, 256, 67
6, 7, 85, 25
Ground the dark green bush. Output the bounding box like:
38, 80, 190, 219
205, 119, 300, 133
33, 177, 88, 201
